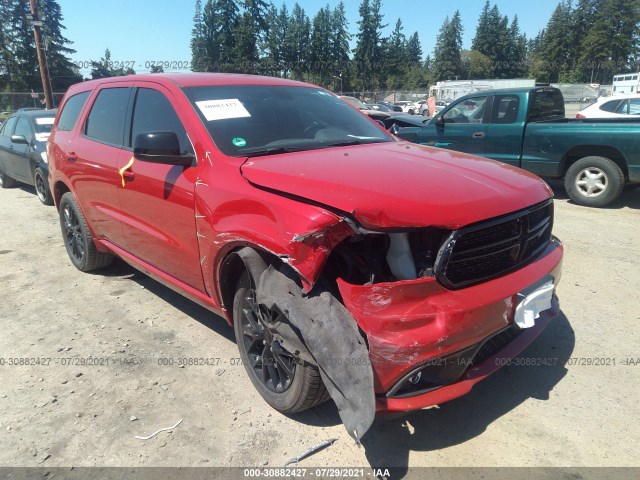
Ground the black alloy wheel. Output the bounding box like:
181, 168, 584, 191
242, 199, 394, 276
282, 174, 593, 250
239, 288, 297, 393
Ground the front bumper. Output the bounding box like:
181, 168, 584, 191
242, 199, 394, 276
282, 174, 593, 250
336, 238, 563, 412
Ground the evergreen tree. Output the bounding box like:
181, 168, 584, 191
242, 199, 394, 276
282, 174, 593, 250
382, 18, 407, 88
406, 33, 423, 67
263, 3, 288, 76
329, 2, 350, 89
309, 5, 332, 87
39, 0, 82, 90
0, 0, 12, 94
580, 0, 640, 83
190, 0, 209, 72
432, 11, 464, 81
505, 16, 527, 77
6, 0, 37, 91
202, 0, 239, 72
283, 3, 310, 80
353, 0, 386, 91
531, 1, 574, 82
90, 48, 135, 79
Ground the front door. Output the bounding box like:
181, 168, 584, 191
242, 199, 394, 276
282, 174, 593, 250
116, 85, 204, 291
419, 95, 489, 156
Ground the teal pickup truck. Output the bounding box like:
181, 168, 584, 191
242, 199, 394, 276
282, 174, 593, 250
393, 87, 640, 207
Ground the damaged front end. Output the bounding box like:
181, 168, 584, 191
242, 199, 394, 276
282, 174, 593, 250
244, 200, 562, 441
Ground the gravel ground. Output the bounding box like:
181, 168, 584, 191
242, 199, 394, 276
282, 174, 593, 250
0, 179, 638, 477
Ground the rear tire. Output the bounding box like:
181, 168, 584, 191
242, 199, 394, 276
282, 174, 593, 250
34, 167, 53, 205
59, 192, 113, 271
232, 269, 329, 414
0, 167, 17, 188
564, 156, 625, 207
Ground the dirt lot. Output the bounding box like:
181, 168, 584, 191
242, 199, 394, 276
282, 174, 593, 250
0, 180, 639, 476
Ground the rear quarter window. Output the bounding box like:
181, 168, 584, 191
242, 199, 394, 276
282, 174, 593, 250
57, 91, 90, 131
529, 89, 565, 120
84, 88, 131, 146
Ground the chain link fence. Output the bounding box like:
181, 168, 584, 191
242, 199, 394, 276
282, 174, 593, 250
0, 92, 65, 120
339, 91, 430, 103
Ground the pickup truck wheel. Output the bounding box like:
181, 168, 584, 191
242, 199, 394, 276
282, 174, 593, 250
233, 269, 329, 414
0, 167, 17, 188
34, 167, 53, 205
59, 192, 113, 271
564, 156, 624, 207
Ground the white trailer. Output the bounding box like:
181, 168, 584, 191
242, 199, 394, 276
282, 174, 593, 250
429, 79, 536, 101
612, 73, 640, 95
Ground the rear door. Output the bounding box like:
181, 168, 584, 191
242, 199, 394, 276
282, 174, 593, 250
116, 83, 204, 291
66, 83, 133, 247
418, 95, 490, 155
484, 93, 525, 167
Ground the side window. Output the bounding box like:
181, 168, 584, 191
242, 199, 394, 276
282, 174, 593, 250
14, 117, 32, 141
614, 101, 629, 114
2, 116, 17, 136
443, 97, 488, 124
490, 95, 520, 124
130, 88, 193, 154
57, 91, 90, 132
629, 99, 640, 115
600, 100, 622, 113
84, 88, 131, 146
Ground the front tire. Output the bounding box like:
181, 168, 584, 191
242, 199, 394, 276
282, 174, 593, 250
564, 156, 625, 207
232, 269, 329, 414
59, 192, 113, 271
34, 167, 53, 205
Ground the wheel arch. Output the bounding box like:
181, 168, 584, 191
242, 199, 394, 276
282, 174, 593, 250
217, 246, 298, 323
561, 146, 628, 180
53, 180, 71, 209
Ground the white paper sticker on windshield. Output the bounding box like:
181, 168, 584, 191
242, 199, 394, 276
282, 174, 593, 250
35, 117, 54, 125
195, 99, 250, 121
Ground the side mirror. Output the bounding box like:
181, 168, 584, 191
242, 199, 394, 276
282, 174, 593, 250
434, 116, 445, 127
11, 135, 28, 144
133, 132, 193, 166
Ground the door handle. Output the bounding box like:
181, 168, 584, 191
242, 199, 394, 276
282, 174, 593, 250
67, 152, 78, 162
122, 170, 135, 181
472, 132, 485, 138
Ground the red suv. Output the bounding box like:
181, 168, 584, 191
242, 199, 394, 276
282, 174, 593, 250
48, 73, 563, 441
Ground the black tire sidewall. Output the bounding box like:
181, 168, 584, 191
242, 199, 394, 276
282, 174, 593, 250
59, 193, 91, 270
232, 271, 308, 413
34, 168, 52, 205
565, 156, 624, 207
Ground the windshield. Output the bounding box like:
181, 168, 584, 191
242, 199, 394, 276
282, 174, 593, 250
184, 86, 391, 157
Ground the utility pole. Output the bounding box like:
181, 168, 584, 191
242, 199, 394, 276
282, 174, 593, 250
27, 0, 54, 109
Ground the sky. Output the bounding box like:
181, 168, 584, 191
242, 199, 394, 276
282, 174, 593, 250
59, 0, 562, 78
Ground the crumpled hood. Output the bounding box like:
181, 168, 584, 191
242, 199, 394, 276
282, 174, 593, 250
240, 141, 553, 229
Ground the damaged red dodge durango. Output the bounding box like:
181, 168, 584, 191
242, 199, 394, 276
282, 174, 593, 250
48, 73, 563, 442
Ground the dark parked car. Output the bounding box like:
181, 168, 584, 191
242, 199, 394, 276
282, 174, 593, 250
0, 108, 57, 204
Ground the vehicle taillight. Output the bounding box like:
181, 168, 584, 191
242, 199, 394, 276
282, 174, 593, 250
576, 113, 585, 118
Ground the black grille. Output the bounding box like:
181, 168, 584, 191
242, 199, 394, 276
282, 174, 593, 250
471, 325, 522, 367
436, 201, 553, 289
